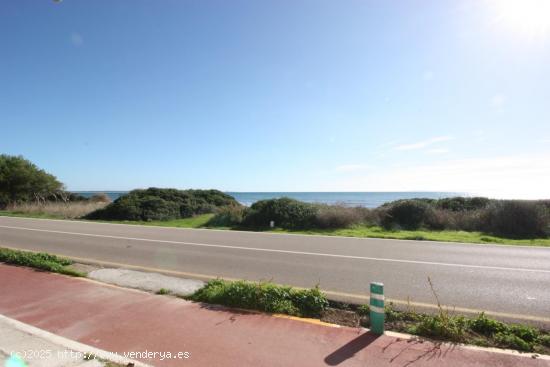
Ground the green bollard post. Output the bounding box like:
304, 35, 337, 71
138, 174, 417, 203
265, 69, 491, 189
369, 282, 385, 335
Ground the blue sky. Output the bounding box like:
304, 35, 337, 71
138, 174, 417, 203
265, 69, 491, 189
1, 0, 549, 198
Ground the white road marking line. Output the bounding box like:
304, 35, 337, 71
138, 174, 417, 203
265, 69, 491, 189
3, 215, 550, 249
1, 224, 550, 274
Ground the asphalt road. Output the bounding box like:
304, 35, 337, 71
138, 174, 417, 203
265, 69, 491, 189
1, 216, 550, 325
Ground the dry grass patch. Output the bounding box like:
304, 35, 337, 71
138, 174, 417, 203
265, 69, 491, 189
6, 201, 108, 219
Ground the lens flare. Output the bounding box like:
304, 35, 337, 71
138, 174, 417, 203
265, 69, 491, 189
5, 356, 27, 367
489, 0, 550, 38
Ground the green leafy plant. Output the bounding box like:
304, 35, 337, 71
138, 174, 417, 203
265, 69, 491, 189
190, 279, 328, 317
468, 312, 508, 336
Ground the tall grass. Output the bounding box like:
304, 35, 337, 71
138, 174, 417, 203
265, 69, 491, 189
315, 205, 377, 229
6, 201, 109, 219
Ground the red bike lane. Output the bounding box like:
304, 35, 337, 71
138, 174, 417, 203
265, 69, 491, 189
0, 264, 547, 367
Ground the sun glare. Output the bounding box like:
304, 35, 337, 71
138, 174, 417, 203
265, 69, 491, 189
489, 0, 550, 37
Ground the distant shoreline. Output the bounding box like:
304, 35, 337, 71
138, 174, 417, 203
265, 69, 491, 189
71, 191, 466, 208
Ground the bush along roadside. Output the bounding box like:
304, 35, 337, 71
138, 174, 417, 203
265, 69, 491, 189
188, 279, 329, 318
0, 248, 83, 277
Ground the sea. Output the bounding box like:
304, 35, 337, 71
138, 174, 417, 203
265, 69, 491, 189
73, 191, 466, 208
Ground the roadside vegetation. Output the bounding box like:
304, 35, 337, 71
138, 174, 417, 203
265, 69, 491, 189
2, 200, 109, 219
84, 187, 239, 221
0, 154, 111, 219
189, 279, 328, 318
377, 304, 550, 354
1, 155, 549, 245
199, 197, 549, 245
0, 247, 83, 276
186, 277, 550, 354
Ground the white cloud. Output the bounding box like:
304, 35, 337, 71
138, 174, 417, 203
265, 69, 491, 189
394, 136, 453, 151
335, 164, 371, 173
318, 153, 550, 199
491, 94, 506, 108
426, 148, 449, 154
70, 32, 83, 46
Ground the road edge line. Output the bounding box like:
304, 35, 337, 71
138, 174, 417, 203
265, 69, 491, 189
2, 215, 549, 249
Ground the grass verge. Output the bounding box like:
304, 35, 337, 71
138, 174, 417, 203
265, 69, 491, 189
188, 279, 329, 318
1, 201, 109, 220
92, 214, 218, 229
0, 210, 63, 219
0, 247, 84, 276
187, 278, 550, 355
380, 303, 550, 354
275, 225, 550, 246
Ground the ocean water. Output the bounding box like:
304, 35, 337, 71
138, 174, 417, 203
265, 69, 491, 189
73, 191, 465, 208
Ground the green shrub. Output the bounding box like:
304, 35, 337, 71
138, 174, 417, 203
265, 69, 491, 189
289, 286, 329, 317
494, 332, 533, 352
380, 198, 436, 208
140, 196, 180, 220
190, 279, 328, 317
384, 303, 421, 322
424, 209, 457, 230
314, 205, 374, 229
86, 188, 240, 221
207, 206, 247, 227
468, 313, 508, 336
413, 314, 467, 342
539, 334, 550, 347
509, 324, 539, 343
242, 197, 318, 229
378, 197, 550, 238
357, 305, 370, 317
436, 197, 490, 212
481, 201, 549, 238
380, 200, 431, 230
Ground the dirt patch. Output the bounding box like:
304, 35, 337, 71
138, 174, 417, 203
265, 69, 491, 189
67, 262, 100, 276
321, 307, 360, 327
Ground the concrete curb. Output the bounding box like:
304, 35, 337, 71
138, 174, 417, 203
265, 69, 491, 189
0, 314, 152, 367
383, 330, 550, 361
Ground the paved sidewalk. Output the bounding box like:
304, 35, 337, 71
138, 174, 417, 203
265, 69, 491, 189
0, 264, 548, 367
